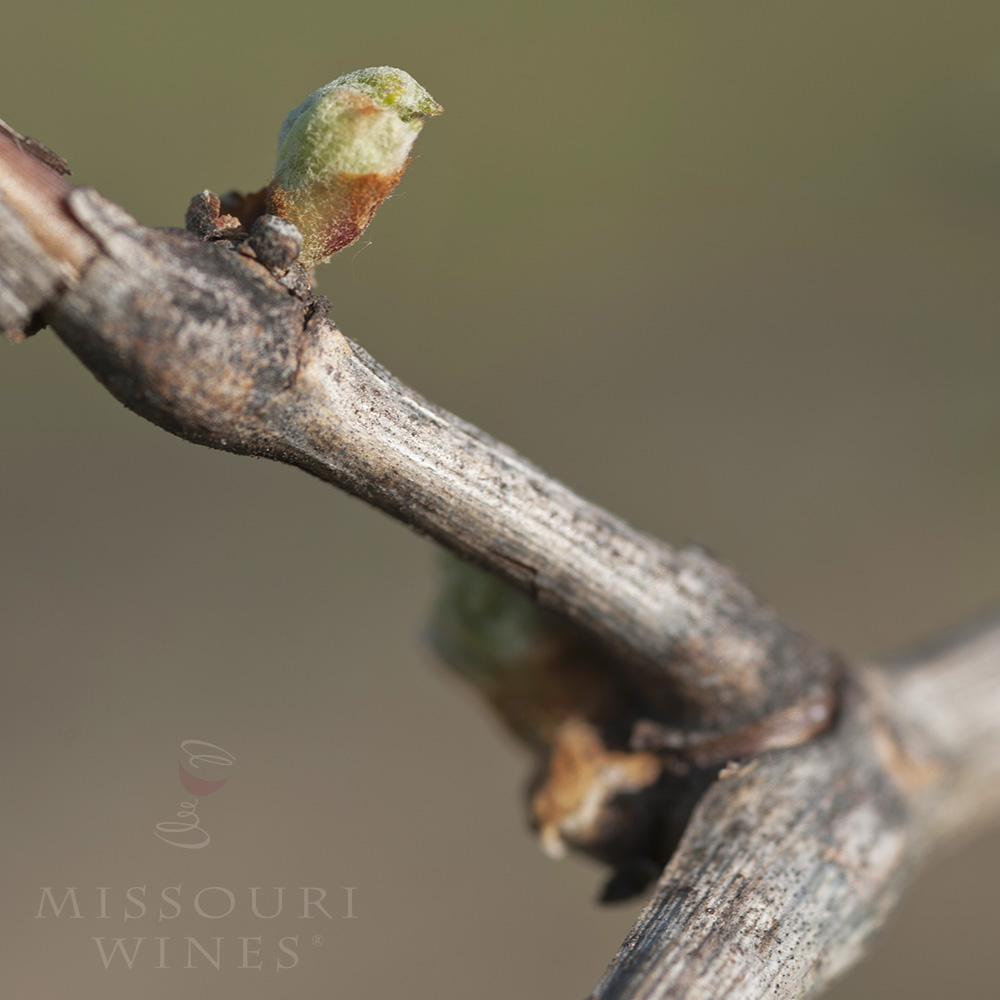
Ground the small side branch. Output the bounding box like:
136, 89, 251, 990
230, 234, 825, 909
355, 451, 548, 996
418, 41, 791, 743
4, 125, 999, 1000
590, 617, 1000, 1000
885, 615, 1000, 852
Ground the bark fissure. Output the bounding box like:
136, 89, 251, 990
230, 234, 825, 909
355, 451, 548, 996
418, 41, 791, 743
2, 127, 998, 1000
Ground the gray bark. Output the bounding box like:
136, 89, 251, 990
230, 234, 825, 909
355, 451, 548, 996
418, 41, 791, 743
591, 616, 1000, 998
1, 131, 838, 740
2, 128, 999, 1000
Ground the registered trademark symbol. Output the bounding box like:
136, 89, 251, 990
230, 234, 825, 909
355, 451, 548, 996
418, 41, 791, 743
312, 934, 324, 947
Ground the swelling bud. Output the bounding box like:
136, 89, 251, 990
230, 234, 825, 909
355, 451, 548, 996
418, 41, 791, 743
268, 67, 442, 269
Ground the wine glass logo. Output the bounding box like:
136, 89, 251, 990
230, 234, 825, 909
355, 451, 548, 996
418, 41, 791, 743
178, 740, 235, 796
155, 740, 236, 849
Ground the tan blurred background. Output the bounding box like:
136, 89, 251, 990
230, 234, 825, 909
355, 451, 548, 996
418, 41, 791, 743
2, 1, 1000, 997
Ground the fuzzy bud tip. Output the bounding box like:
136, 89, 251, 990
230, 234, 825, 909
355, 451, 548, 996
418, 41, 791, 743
268, 67, 442, 269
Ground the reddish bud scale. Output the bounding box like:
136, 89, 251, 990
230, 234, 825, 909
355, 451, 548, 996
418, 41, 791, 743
267, 167, 405, 268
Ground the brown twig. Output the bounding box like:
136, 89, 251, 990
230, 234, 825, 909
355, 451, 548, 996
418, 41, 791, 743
589, 615, 1000, 999
3, 127, 998, 999
0, 130, 838, 741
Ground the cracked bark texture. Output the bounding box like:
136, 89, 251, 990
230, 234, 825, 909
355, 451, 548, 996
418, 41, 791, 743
591, 616, 1000, 999
2, 129, 999, 999
0, 130, 839, 741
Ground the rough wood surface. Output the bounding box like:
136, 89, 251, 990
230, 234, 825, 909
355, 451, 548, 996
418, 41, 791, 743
0, 130, 838, 738
590, 616, 1000, 999
3, 127, 999, 1000
0, 132, 92, 340
885, 615, 1000, 853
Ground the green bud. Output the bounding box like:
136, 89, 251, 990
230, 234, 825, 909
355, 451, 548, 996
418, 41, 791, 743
428, 553, 625, 748
429, 552, 549, 680
268, 67, 442, 269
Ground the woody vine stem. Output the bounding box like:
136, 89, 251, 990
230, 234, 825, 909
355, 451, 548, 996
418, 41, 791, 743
1, 72, 1000, 999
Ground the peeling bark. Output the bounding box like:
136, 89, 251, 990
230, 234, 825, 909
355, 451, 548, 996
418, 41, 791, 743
2, 126, 999, 1000
591, 617, 1000, 999
0, 130, 839, 739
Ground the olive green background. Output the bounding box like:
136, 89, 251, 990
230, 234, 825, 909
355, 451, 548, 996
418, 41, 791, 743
2, 1, 999, 997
